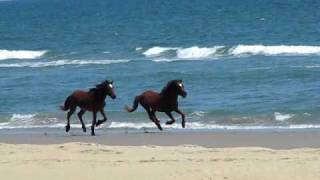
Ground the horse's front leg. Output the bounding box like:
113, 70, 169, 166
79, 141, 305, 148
96, 109, 107, 127
91, 111, 97, 136
165, 111, 176, 125
175, 109, 186, 128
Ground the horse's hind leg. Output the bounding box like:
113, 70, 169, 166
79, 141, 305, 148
165, 111, 176, 125
77, 110, 86, 133
66, 106, 76, 133
142, 105, 162, 131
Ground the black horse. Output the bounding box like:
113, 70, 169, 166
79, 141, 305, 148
126, 80, 187, 130
60, 80, 116, 136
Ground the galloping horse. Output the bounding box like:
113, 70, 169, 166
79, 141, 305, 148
60, 80, 116, 136
125, 80, 187, 130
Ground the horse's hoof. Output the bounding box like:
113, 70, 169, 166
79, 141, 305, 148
82, 127, 86, 133
157, 125, 163, 131
166, 121, 175, 125
182, 121, 185, 128
96, 120, 105, 127
65, 125, 70, 132
91, 132, 95, 136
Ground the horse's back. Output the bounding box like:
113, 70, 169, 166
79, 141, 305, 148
72, 90, 89, 97
140, 91, 162, 107
70, 90, 93, 103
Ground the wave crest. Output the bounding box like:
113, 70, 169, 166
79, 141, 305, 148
230, 45, 320, 56
274, 112, 294, 121
0, 50, 47, 60
142, 46, 177, 57
177, 46, 223, 59
141, 45, 320, 61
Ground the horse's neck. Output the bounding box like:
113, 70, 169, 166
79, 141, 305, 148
161, 91, 178, 101
92, 89, 107, 101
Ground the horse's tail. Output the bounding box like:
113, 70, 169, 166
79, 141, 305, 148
60, 96, 72, 111
125, 96, 140, 112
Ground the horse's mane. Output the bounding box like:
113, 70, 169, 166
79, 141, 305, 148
161, 80, 179, 95
89, 81, 105, 94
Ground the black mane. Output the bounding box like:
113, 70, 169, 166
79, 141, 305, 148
161, 80, 180, 96
89, 80, 111, 92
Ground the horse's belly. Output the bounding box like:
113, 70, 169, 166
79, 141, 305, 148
78, 101, 105, 111
78, 104, 94, 111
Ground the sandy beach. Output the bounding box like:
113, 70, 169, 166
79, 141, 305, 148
0, 130, 319, 180
0, 142, 319, 180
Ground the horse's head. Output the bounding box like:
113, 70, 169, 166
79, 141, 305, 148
163, 80, 187, 98
97, 80, 116, 99
175, 80, 187, 98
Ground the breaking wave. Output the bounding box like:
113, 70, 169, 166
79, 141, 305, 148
142, 46, 178, 57
0, 49, 47, 60
274, 112, 294, 122
141, 45, 320, 60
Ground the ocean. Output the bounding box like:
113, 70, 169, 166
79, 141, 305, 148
0, 0, 320, 132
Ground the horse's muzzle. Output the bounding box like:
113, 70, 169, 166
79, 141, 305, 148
182, 91, 187, 98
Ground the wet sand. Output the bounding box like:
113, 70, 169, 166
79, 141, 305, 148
0, 129, 319, 149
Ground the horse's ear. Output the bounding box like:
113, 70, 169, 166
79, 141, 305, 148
111, 80, 113, 84
178, 79, 182, 82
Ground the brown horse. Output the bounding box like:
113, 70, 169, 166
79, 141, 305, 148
60, 80, 116, 136
125, 80, 187, 130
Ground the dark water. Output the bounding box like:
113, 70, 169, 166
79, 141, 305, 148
0, 0, 320, 130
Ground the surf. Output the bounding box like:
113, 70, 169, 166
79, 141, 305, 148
0, 50, 47, 60
141, 45, 320, 61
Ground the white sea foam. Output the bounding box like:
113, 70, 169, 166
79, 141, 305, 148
305, 65, 320, 69
229, 45, 320, 56
0, 59, 130, 68
0, 111, 320, 130
274, 112, 294, 121
0, 50, 47, 60
142, 45, 320, 61
100, 122, 320, 130
10, 113, 36, 122
142, 46, 178, 57
176, 46, 222, 59
0, 112, 316, 130
0, 119, 319, 130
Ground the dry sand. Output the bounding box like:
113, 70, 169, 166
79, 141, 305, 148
0, 142, 319, 180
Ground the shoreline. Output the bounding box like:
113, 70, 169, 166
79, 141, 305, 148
0, 128, 320, 149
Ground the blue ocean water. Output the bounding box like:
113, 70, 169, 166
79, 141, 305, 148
0, 0, 320, 130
